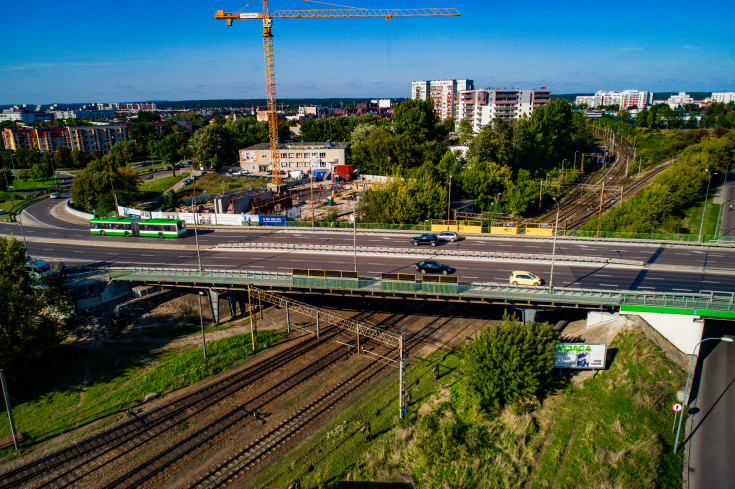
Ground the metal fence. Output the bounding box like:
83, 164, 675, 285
106, 267, 735, 315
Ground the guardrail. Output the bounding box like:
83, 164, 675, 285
106, 266, 735, 316
216, 242, 645, 267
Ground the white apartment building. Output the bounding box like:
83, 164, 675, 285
575, 90, 651, 109
458, 89, 551, 132
239, 141, 348, 174
711, 92, 735, 104
665, 92, 694, 108
411, 79, 474, 120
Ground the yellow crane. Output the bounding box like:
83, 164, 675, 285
215, 1, 459, 185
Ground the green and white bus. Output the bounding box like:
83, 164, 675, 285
90, 216, 187, 238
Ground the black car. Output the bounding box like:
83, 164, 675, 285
415, 260, 454, 275
411, 233, 439, 246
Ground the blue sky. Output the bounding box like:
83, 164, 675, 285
1, 0, 733, 105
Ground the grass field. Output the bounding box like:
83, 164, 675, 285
138, 172, 189, 196
684, 198, 722, 240
0, 321, 279, 459
8, 177, 60, 191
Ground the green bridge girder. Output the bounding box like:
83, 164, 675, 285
105, 267, 735, 318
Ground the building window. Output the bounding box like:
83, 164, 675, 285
319, 153, 326, 158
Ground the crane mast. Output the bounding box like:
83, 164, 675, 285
215, 3, 459, 187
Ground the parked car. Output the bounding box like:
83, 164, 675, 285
411, 233, 439, 246
437, 231, 460, 242
415, 260, 454, 275
509, 271, 543, 286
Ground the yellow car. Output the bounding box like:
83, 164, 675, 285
509, 271, 542, 286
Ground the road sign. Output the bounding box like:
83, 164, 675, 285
672, 403, 683, 413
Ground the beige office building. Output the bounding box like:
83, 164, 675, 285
239, 141, 348, 175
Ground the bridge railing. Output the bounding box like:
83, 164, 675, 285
106, 267, 735, 315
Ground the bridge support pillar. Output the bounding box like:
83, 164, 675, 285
237, 292, 246, 317
286, 303, 291, 334
620, 310, 705, 354
227, 294, 237, 319
208, 289, 220, 324
316, 310, 320, 339
521, 308, 537, 323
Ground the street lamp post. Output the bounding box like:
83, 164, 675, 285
715, 161, 732, 239
573, 151, 579, 172
192, 182, 203, 272
446, 175, 452, 222
548, 197, 560, 293
698, 170, 717, 242
198, 291, 208, 360
674, 336, 733, 453
352, 201, 357, 273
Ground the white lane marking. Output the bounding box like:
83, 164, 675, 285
278, 267, 291, 270
708, 254, 723, 257
43, 248, 54, 251
289, 259, 305, 262
647, 278, 665, 280
73, 250, 83, 253
328, 261, 345, 264
675, 253, 691, 256
495, 244, 512, 247
498, 269, 516, 272
106, 253, 119, 255
672, 288, 692, 292
141, 254, 154, 257
596, 274, 613, 277
368, 263, 383, 265
599, 284, 619, 287
637, 286, 656, 290
701, 281, 719, 284
368, 239, 384, 242
465, 276, 478, 279
368, 271, 384, 274
249, 265, 264, 268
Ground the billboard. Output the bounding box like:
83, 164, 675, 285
259, 215, 286, 226
553, 343, 607, 369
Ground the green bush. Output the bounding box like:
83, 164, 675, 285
462, 313, 559, 414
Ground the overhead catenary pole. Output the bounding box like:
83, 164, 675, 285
198, 291, 208, 359
596, 180, 605, 240
0, 369, 19, 450
248, 285, 257, 351
399, 333, 406, 419
446, 175, 452, 222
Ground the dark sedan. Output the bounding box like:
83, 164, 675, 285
415, 260, 455, 275
411, 233, 439, 246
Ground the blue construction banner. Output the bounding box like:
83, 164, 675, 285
259, 215, 286, 226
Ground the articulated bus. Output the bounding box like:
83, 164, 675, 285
90, 216, 187, 238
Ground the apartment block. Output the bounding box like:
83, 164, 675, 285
711, 92, 735, 104
239, 141, 348, 174
2, 125, 130, 154
458, 89, 551, 132
665, 92, 694, 108
411, 79, 474, 120
575, 90, 651, 109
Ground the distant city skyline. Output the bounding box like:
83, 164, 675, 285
1, 0, 733, 106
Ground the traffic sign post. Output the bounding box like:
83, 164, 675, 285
672, 403, 683, 433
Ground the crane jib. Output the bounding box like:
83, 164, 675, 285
222, 9, 461, 20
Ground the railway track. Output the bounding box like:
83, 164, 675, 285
189, 301, 468, 487
86, 300, 414, 488
544, 127, 671, 230
0, 326, 335, 489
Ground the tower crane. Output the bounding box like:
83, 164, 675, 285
215, 1, 459, 186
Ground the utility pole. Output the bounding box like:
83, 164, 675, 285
1, 370, 19, 450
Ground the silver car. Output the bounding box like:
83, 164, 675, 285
437, 231, 460, 242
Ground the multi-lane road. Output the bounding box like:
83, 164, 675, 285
3, 199, 735, 295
